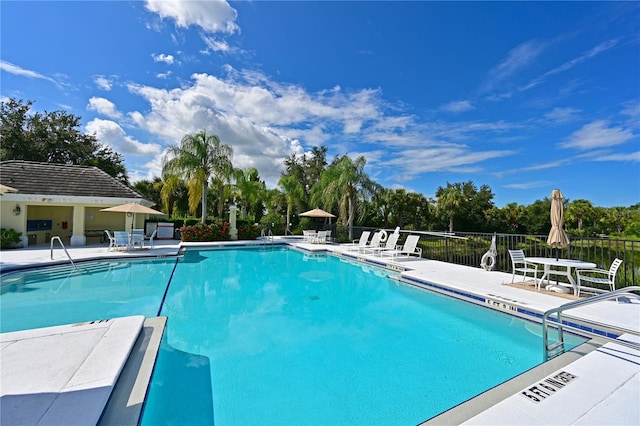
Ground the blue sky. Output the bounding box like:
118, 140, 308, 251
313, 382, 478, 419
1, 1, 638, 207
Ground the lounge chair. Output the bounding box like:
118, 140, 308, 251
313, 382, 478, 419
576, 258, 623, 297
104, 230, 116, 251
380, 234, 422, 259
358, 231, 383, 254
508, 249, 539, 285
113, 231, 131, 251
345, 231, 371, 251
364, 232, 400, 256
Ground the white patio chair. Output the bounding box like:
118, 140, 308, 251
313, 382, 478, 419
313, 230, 327, 244
104, 230, 116, 251
358, 231, 383, 253
508, 249, 540, 286
365, 231, 400, 256
144, 229, 158, 249
303, 230, 316, 243
131, 229, 145, 249
576, 258, 623, 297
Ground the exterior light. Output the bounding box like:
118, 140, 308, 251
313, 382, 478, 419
13, 204, 21, 215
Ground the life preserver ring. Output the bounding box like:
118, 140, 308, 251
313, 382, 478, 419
480, 252, 496, 271
379, 229, 388, 243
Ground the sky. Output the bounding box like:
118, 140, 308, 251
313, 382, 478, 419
1, 1, 639, 208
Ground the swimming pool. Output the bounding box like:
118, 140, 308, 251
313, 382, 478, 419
140, 247, 584, 425
0, 258, 176, 333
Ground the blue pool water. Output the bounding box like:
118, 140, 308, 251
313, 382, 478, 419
141, 247, 585, 426
0, 258, 176, 333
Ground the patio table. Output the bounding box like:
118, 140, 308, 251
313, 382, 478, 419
525, 257, 596, 296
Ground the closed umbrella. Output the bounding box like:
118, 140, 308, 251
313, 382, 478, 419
101, 202, 165, 232
547, 189, 569, 260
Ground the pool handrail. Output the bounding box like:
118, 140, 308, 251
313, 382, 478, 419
50, 236, 78, 270
542, 286, 640, 360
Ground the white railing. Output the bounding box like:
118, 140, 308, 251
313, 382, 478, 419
50, 236, 77, 270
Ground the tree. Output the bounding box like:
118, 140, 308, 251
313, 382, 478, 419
0, 98, 129, 183
436, 182, 465, 232
566, 199, 595, 235
312, 155, 379, 239
278, 174, 305, 234
163, 130, 233, 223
233, 168, 266, 221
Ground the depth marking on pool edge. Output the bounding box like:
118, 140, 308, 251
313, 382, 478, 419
484, 297, 518, 313
520, 371, 578, 403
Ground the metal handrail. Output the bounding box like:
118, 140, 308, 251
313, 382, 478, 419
50, 236, 78, 270
542, 286, 640, 360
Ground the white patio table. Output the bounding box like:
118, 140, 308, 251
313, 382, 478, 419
525, 257, 596, 296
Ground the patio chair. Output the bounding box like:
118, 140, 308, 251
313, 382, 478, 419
324, 230, 332, 243
113, 231, 131, 251
312, 230, 328, 244
380, 234, 422, 259
145, 229, 158, 249
345, 231, 371, 251
576, 258, 623, 297
104, 230, 116, 251
131, 229, 145, 249
508, 249, 539, 285
303, 230, 316, 243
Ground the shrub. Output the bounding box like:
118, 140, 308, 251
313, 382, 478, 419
0, 228, 22, 249
180, 219, 230, 242
237, 220, 260, 240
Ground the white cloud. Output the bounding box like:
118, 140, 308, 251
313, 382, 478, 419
85, 118, 162, 156
504, 181, 550, 190
592, 151, 640, 162
480, 40, 546, 94
441, 100, 475, 113
0, 60, 59, 86
145, 0, 239, 34
152, 53, 175, 64
87, 97, 122, 119
559, 120, 634, 150
94, 76, 113, 91
544, 107, 581, 124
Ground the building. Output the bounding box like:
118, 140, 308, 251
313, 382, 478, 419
0, 161, 159, 246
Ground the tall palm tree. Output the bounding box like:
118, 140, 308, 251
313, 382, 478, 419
279, 174, 305, 234
436, 183, 465, 232
162, 130, 233, 223
233, 167, 266, 220
313, 155, 379, 239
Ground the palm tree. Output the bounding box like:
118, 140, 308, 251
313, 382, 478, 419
162, 130, 233, 223
279, 174, 305, 234
436, 183, 465, 232
313, 155, 379, 239
233, 168, 266, 220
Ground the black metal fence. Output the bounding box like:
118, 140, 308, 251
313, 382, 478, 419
336, 226, 639, 287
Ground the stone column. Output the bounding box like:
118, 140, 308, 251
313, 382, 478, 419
229, 205, 238, 240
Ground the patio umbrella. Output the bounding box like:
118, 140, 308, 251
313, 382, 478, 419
547, 189, 569, 261
300, 208, 336, 230
101, 202, 164, 232
299, 208, 336, 219
0, 184, 18, 195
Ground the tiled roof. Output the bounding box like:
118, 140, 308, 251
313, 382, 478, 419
0, 161, 144, 199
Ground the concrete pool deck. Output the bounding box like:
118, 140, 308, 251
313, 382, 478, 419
0, 238, 638, 424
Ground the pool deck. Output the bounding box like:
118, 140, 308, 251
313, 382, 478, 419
0, 238, 638, 425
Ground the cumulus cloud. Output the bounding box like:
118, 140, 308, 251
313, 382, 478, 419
87, 97, 122, 119
145, 0, 239, 34
559, 120, 634, 150
152, 53, 175, 64
94, 76, 113, 91
85, 118, 162, 156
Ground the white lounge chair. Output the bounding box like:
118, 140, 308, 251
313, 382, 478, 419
359, 231, 383, 253
365, 232, 400, 256
113, 231, 131, 251
381, 235, 422, 259
508, 249, 539, 285
576, 258, 623, 297
345, 231, 371, 251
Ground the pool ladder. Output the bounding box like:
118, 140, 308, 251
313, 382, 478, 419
260, 229, 273, 245
50, 236, 78, 270
542, 286, 640, 360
